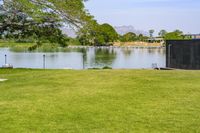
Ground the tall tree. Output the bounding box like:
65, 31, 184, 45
0, 0, 91, 27
149, 29, 155, 38
120, 32, 137, 42
138, 34, 148, 42
99, 23, 118, 43
0, 0, 92, 45
158, 30, 167, 37
77, 22, 118, 46
164, 29, 184, 40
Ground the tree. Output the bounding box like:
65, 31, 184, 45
77, 20, 98, 46
99, 23, 118, 43
149, 29, 155, 38
120, 32, 137, 42
174, 29, 183, 35
77, 22, 118, 46
164, 30, 184, 40
158, 30, 167, 37
138, 34, 148, 42
0, 0, 91, 27
0, 0, 92, 46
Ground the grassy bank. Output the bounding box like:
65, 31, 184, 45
0, 40, 80, 52
0, 69, 200, 132
0, 42, 33, 48
0, 42, 62, 52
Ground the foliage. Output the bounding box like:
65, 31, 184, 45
102, 66, 112, 69
164, 30, 184, 40
0, 42, 34, 51
120, 32, 149, 42
138, 34, 149, 41
158, 30, 167, 37
77, 22, 118, 46
67, 38, 81, 46
0, 0, 92, 46
0, 0, 91, 27
100, 23, 119, 43
120, 32, 137, 42
149, 29, 155, 38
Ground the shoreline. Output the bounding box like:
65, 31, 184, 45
0, 41, 165, 49
113, 41, 163, 47
67, 45, 165, 48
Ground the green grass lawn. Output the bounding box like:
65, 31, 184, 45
0, 69, 200, 133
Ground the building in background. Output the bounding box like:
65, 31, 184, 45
147, 37, 164, 43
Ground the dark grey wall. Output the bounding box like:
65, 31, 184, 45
166, 40, 200, 69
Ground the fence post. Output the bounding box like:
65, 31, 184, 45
82, 53, 85, 69
43, 54, 45, 69
168, 44, 171, 67
5, 54, 7, 64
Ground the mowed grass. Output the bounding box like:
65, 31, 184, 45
0, 69, 200, 133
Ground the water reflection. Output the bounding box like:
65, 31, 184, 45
121, 48, 132, 58
0, 47, 166, 69
93, 48, 117, 67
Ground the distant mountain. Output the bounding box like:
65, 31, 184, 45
114, 26, 148, 36
61, 25, 148, 38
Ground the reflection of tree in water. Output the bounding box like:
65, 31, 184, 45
62, 47, 87, 53
157, 48, 166, 55
147, 48, 165, 55
147, 48, 155, 54
121, 48, 133, 58
94, 48, 117, 66
80, 48, 87, 63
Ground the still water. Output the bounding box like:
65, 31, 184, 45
0, 47, 166, 69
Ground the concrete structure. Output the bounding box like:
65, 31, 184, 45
166, 40, 200, 69
148, 37, 164, 43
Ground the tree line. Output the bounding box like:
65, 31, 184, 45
0, 0, 91, 47
149, 29, 191, 40
0, 0, 190, 47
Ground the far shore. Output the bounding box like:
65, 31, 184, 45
67, 45, 164, 48
113, 41, 163, 47
69, 41, 164, 48
68, 41, 164, 48
0, 41, 165, 49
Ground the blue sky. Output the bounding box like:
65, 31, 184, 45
85, 0, 200, 34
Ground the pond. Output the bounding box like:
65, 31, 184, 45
0, 47, 166, 69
